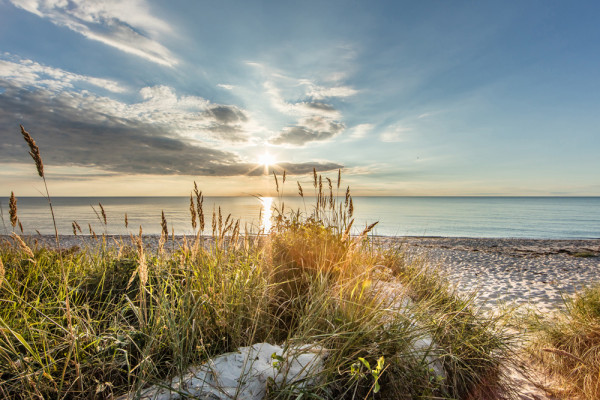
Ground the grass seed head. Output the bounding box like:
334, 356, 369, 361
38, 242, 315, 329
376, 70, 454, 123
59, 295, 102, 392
11, 232, 34, 259
99, 203, 107, 225
318, 175, 324, 209
161, 210, 168, 237
9, 192, 17, 228
212, 207, 217, 236
345, 186, 350, 207
195, 185, 204, 232
19, 125, 44, 178
360, 221, 379, 237
189, 193, 197, 230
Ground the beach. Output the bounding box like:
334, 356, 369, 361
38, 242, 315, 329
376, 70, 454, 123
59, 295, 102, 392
375, 237, 600, 313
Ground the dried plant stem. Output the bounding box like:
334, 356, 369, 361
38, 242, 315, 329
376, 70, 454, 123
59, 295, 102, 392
43, 177, 60, 247
0, 255, 4, 289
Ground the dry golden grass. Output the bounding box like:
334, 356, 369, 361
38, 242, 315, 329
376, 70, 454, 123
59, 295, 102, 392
19, 125, 44, 178
527, 284, 600, 399
9, 192, 16, 228
10, 233, 34, 259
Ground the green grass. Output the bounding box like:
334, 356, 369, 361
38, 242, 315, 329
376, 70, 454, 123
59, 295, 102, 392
0, 178, 516, 399
526, 284, 600, 399
572, 251, 597, 258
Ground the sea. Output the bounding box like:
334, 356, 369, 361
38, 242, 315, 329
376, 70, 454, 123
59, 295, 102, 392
1, 196, 599, 239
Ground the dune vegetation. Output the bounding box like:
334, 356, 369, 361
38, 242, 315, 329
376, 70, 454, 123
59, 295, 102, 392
0, 181, 517, 399
526, 283, 600, 399
0, 126, 525, 399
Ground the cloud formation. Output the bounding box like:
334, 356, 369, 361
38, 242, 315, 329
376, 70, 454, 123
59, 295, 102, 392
0, 83, 341, 176
346, 123, 374, 140
0, 57, 342, 176
270, 116, 344, 146
259, 73, 352, 146
306, 85, 358, 99
380, 124, 410, 142
9, 0, 177, 67
0, 53, 124, 93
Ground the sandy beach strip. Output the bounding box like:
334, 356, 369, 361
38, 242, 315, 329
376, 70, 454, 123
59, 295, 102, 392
5, 234, 600, 313
376, 237, 600, 313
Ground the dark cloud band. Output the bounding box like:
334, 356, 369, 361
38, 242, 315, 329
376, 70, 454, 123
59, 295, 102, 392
0, 83, 341, 176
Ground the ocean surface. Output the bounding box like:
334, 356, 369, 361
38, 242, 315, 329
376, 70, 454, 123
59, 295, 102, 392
1, 196, 599, 239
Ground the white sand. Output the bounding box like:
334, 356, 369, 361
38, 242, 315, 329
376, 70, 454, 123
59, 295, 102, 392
376, 237, 600, 313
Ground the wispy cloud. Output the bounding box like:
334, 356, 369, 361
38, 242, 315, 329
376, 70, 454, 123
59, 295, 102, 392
255, 67, 354, 146
306, 85, 358, 99
346, 123, 374, 141
380, 124, 411, 143
0, 53, 125, 92
9, 0, 177, 67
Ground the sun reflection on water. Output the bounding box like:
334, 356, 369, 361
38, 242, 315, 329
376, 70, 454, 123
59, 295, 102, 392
260, 197, 273, 232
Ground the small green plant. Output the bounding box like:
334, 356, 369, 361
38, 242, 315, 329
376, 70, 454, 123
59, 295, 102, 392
351, 356, 385, 394
271, 352, 285, 371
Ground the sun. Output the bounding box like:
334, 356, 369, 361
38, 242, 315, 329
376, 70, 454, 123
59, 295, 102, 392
258, 152, 276, 167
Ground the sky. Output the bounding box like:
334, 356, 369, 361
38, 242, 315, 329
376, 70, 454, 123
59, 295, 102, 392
1, 0, 599, 197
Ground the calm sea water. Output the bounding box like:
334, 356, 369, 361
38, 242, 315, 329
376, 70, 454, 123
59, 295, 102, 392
1, 196, 599, 239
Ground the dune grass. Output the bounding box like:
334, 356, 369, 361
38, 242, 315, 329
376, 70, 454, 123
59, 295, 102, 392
0, 125, 516, 399
0, 189, 515, 399
526, 284, 600, 399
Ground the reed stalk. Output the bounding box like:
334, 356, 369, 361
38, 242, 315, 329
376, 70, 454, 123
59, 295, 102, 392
19, 125, 59, 247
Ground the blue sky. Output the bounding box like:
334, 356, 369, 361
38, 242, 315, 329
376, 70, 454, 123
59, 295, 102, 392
1, 0, 599, 196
